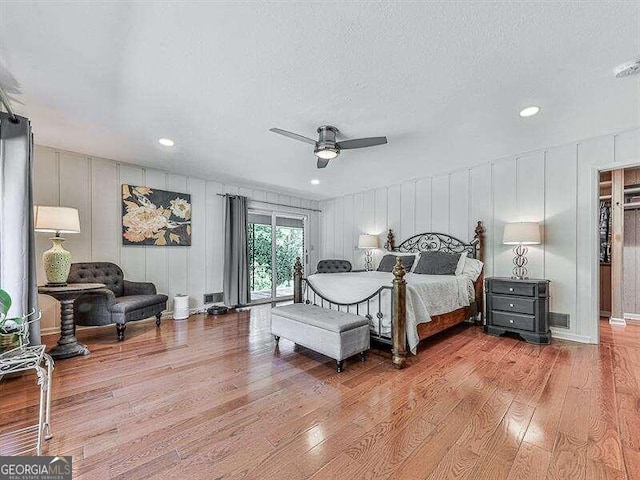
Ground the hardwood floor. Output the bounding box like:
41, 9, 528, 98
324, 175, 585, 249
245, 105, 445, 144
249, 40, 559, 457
1, 308, 639, 479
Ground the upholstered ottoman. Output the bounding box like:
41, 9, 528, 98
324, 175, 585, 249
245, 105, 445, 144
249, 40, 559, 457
271, 304, 370, 372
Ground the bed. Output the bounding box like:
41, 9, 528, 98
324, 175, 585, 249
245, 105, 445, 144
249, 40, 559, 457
292, 221, 485, 369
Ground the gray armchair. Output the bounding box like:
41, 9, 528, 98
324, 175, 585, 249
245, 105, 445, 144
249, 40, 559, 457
68, 262, 168, 341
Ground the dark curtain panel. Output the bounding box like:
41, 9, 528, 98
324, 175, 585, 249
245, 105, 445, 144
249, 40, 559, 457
0, 112, 40, 344
223, 195, 249, 307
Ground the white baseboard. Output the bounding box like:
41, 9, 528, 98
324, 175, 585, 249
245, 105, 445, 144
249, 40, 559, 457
609, 317, 626, 326
623, 313, 640, 325
550, 328, 593, 344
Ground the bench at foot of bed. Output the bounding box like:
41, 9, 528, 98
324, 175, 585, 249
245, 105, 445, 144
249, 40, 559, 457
271, 304, 370, 373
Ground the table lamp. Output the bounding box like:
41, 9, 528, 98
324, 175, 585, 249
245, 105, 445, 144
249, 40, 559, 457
34, 206, 81, 286
503, 222, 541, 279
358, 234, 379, 271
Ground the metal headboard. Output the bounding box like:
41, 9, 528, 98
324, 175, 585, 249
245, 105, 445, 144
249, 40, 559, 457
394, 232, 479, 258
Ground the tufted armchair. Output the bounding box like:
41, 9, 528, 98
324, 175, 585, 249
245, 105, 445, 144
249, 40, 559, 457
68, 262, 168, 341
316, 259, 352, 274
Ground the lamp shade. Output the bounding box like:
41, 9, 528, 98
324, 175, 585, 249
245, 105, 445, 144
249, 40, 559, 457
358, 234, 379, 249
503, 222, 540, 245
34, 206, 80, 234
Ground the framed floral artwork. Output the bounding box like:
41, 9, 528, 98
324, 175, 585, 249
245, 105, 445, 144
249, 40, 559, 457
122, 184, 192, 246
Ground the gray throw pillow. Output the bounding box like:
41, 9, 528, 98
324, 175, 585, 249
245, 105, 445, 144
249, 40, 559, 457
377, 254, 416, 272
413, 251, 460, 275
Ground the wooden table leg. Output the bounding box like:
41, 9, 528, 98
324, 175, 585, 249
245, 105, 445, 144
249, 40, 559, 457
48, 298, 90, 359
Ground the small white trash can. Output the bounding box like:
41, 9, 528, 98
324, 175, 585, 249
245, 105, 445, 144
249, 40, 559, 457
173, 295, 190, 320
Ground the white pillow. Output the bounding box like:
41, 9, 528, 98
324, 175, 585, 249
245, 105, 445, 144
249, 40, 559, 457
455, 251, 468, 276
462, 257, 484, 282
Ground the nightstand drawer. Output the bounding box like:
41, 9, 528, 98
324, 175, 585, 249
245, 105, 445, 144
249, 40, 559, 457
491, 311, 535, 331
492, 295, 536, 315
491, 281, 535, 297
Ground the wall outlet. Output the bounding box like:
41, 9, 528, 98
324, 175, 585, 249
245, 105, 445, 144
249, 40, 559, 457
204, 292, 223, 303
549, 312, 569, 329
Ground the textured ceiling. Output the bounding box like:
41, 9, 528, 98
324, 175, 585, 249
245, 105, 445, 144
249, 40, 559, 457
1, 1, 639, 199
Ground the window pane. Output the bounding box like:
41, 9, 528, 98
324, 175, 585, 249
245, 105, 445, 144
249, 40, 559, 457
275, 217, 304, 298
248, 219, 272, 302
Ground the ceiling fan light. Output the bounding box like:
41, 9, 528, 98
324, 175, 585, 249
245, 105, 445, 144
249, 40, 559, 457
315, 147, 339, 160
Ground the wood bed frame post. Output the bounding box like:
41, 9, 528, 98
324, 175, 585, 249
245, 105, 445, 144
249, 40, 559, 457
392, 257, 407, 369
475, 221, 486, 322
293, 257, 303, 304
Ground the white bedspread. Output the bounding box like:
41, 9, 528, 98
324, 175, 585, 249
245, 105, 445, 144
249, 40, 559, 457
306, 271, 475, 354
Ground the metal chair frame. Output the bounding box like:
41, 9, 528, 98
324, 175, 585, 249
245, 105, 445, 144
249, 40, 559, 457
0, 290, 54, 456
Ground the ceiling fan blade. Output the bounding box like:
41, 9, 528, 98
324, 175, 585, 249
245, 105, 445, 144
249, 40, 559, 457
269, 128, 317, 145
317, 157, 330, 169
337, 136, 388, 149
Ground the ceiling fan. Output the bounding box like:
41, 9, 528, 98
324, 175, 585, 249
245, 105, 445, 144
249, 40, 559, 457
269, 125, 388, 168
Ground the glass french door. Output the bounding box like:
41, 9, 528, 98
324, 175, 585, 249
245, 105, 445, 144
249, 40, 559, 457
248, 210, 306, 303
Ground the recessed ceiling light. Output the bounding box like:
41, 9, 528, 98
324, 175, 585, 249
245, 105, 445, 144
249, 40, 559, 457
310, 179, 320, 185
614, 59, 640, 78
519, 106, 540, 118
158, 138, 175, 147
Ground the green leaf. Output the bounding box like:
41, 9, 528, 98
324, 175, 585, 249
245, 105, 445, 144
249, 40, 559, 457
0, 289, 11, 320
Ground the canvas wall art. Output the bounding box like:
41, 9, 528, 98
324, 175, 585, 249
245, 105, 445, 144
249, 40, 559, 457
122, 184, 192, 246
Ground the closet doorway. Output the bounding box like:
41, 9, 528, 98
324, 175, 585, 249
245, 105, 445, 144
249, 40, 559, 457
599, 167, 640, 336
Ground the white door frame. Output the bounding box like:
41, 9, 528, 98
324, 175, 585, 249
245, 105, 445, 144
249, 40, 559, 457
591, 158, 640, 344
248, 208, 307, 302
272, 211, 307, 300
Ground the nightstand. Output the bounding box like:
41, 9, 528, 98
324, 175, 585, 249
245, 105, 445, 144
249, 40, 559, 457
485, 277, 551, 344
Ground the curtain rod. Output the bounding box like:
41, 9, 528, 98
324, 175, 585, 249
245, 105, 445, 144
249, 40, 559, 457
216, 193, 321, 213
0, 84, 17, 122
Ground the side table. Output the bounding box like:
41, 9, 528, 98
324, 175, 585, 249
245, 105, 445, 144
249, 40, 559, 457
38, 283, 105, 359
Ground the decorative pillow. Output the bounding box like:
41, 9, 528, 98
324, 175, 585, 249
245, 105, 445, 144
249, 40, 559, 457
377, 253, 417, 272
462, 257, 484, 282
413, 251, 461, 275
455, 251, 468, 276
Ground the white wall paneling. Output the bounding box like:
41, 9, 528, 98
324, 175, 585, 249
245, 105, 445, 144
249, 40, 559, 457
187, 177, 207, 310
431, 175, 450, 234
342, 194, 354, 265
400, 181, 415, 242
449, 170, 469, 241
352, 192, 365, 269
143, 169, 168, 297
414, 178, 432, 234
516, 152, 545, 279
544, 144, 578, 327
469, 164, 492, 276
334, 196, 344, 263
387, 185, 401, 248
166, 174, 189, 310
615, 130, 640, 165
33, 146, 60, 329
118, 165, 146, 282
34, 145, 320, 333
317, 128, 640, 343
59, 151, 92, 263
492, 160, 517, 277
